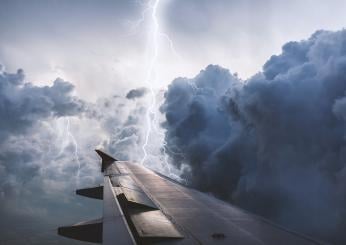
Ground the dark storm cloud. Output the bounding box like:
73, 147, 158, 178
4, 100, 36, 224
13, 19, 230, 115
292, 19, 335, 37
0, 66, 86, 188
161, 30, 346, 244
0, 66, 147, 201
0, 66, 88, 206
0, 67, 102, 244
0, 64, 155, 244
126, 87, 148, 100
0, 65, 163, 243
0, 68, 84, 141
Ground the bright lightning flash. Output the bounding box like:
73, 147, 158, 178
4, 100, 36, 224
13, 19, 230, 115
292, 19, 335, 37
137, 0, 184, 180
140, 0, 161, 166
56, 117, 81, 187
66, 118, 81, 187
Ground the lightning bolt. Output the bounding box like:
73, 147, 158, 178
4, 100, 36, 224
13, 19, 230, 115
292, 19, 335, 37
127, 0, 184, 179
66, 118, 81, 187
55, 117, 81, 187
140, 0, 160, 166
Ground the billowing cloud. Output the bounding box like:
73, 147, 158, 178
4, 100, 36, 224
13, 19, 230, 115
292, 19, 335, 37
0, 67, 84, 141
0, 67, 87, 186
161, 30, 346, 244
0, 67, 100, 244
126, 87, 148, 100
87, 89, 176, 176
0, 66, 168, 245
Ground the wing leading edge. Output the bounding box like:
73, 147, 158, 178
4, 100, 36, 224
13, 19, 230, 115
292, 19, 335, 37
58, 150, 326, 245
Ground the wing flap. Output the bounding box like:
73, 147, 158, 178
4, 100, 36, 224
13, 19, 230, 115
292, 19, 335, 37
130, 210, 184, 241
122, 187, 158, 210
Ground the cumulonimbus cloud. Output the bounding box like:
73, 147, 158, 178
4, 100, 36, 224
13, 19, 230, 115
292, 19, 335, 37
0, 67, 86, 183
0, 67, 99, 244
0, 67, 84, 141
161, 30, 346, 244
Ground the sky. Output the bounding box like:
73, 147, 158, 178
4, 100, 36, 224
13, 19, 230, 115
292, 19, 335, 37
1, 0, 346, 100
1, 0, 346, 244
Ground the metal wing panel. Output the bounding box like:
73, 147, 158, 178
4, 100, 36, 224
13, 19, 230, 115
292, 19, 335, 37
130, 210, 183, 239
122, 162, 325, 245
122, 188, 158, 209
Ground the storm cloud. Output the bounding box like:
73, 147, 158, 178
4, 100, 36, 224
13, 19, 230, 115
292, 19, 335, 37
0, 66, 165, 244
0, 67, 100, 244
0, 67, 84, 141
126, 87, 148, 100
0, 67, 86, 183
161, 29, 346, 244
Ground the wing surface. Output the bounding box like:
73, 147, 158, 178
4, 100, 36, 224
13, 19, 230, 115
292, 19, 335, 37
58, 151, 326, 245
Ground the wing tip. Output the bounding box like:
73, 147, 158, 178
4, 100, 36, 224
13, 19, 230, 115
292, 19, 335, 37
95, 149, 118, 172
95, 149, 118, 161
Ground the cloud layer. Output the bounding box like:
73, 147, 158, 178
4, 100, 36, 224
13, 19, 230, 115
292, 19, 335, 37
161, 29, 346, 244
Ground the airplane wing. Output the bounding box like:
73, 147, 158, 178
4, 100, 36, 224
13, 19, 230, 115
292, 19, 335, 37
58, 150, 325, 245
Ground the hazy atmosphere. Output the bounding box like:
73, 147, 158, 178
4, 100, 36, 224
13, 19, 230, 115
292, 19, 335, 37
1, 0, 346, 244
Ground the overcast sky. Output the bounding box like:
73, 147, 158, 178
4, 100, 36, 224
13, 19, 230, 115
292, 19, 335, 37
1, 0, 346, 101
